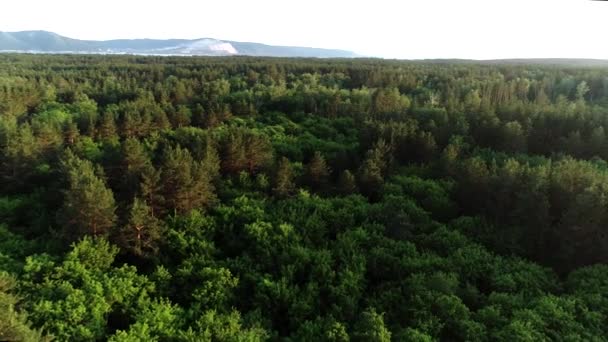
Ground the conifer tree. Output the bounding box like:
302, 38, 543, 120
306, 151, 330, 191
358, 157, 384, 199
173, 105, 192, 128
121, 111, 141, 139
139, 165, 165, 218
63, 121, 80, 146
98, 111, 117, 141
191, 103, 206, 128
358, 139, 392, 199
121, 138, 152, 199
222, 128, 273, 174
161, 145, 216, 214
202, 136, 221, 180
117, 197, 162, 257
338, 169, 357, 195
152, 110, 171, 131
59, 152, 117, 238
222, 130, 247, 174
245, 132, 273, 174
273, 157, 295, 198
2, 123, 38, 186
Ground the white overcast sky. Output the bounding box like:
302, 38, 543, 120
0, 0, 606, 59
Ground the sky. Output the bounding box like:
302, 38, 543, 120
0, 0, 606, 59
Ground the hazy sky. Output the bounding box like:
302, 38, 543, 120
1, 0, 606, 59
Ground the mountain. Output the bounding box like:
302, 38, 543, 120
0, 31, 90, 51
402, 58, 608, 67
0, 31, 359, 58
480, 58, 608, 66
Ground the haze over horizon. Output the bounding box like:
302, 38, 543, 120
1, 0, 606, 60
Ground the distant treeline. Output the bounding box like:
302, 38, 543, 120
2, 54, 608, 341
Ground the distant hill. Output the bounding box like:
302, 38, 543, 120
0, 30, 359, 58
413, 58, 608, 67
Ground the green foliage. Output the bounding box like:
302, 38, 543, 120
273, 157, 296, 198
0, 272, 51, 342
181, 309, 269, 341
338, 169, 357, 195
121, 138, 152, 198
221, 127, 273, 174
58, 152, 117, 238
109, 299, 184, 341
160, 145, 216, 214
305, 151, 331, 191
4, 54, 608, 340
22, 237, 153, 341
116, 198, 162, 258
352, 308, 391, 342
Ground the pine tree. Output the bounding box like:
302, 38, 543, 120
139, 111, 152, 137
202, 136, 221, 180
222, 128, 272, 174
63, 121, 80, 146
358, 157, 384, 199
338, 169, 357, 195
439, 143, 460, 177
245, 133, 273, 174
368, 138, 393, 175
139, 165, 165, 218
121, 138, 152, 199
34, 122, 62, 155
121, 111, 141, 139
2, 124, 38, 186
59, 152, 117, 239
222, 130, 247, 174
172, 105, 192, 128
98, 111, 117, 141
117, 198, 162, 257
74, 96, 99, 137
205, 110, 221, 128
191, 103, 206, 128
273, 157, 295, 198
358, 139, 392, 199
372, 87, 410, 116
152, 110, 171, 131
187, 162, 217, 212
161, 145, 216, 214
306, 151, 330, 191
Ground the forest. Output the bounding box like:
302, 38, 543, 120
2, 54, 608, 341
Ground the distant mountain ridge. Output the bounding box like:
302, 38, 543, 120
415, 58, 608, 66
0, 30, 359, 58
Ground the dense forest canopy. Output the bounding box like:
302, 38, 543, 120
2, 54, 608, 340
